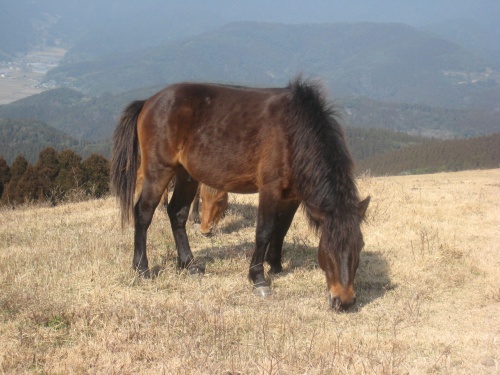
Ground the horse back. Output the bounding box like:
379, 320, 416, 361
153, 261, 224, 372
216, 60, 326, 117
138, 83, 294, 194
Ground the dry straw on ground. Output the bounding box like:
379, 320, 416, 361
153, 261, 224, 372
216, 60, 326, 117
0, 169, 498, 374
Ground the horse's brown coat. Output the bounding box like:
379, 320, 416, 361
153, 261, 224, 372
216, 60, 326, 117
111, 77, 369, 310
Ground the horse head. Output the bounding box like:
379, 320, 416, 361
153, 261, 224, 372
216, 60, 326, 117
199, 185, 229, 237
317, 197, 370, 311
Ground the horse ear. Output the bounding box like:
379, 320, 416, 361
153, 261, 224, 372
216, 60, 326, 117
304, 202, 326, 225
358, 196, 370, 221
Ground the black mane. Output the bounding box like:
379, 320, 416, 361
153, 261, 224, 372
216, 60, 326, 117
287, 78, 361, 242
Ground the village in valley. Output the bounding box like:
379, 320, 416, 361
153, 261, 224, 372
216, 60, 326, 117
0, 47, 65, 104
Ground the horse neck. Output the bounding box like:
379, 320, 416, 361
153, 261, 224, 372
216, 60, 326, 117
286, 80, 359, 232
290, 120, 359, 217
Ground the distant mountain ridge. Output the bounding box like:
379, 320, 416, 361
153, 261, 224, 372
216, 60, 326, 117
3, 1, 499, 61
45, 22, 500, 110
0, 88, 120, 141
424, 18, 500, 65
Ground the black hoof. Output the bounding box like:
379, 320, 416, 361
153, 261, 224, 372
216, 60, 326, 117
268, 265, 283, 274
150, 265, 164, 278
134, 266, 151, 278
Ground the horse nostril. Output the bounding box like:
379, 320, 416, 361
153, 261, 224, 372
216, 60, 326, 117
328, 294, 356, 312
328, 294, 342, 311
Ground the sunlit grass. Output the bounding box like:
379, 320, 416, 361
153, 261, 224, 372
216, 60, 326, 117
0, 170, 498, 373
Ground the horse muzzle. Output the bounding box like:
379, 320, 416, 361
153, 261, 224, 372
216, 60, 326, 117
328, 293, 356, 312
200, 228, 213, 238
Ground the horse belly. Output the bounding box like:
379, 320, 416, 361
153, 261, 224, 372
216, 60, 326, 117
181, 148, 259, 194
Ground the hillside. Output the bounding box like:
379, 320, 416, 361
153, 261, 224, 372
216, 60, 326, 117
0, 118, 109, 164
0, 88, 117, 141
0, 118, 79, 163
45, 22, 500, 110
356, 133, 500, 176
1, 81, 496, 146
0, 1, 221, 61
339, 96, 500, 138
0, 170, 498, 373
424, 18, 500, 65
0, 114, 427, 167
345, 127, 428, 161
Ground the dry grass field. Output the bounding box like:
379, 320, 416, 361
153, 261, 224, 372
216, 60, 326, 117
0, 169, 498, 374
0, 70, 44, 105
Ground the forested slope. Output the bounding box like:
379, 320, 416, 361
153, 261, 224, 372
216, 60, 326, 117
356, 133, 500, 175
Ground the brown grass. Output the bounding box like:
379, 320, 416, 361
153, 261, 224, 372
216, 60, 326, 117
0, 170, 498, 374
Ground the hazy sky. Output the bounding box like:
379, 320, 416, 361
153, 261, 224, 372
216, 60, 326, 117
16, 0, 499, 27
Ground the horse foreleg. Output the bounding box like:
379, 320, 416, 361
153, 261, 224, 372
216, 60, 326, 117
266, 200, 300, 274
167, 168, 203, 274
188, 186, 201, 224
249, 190, 280, 296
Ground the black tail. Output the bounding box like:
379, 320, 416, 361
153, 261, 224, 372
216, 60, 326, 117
110, 100, 145, 226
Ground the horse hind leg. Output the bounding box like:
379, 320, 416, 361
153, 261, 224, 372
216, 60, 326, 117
166, 167, 203, 274
133, 168, 174, 277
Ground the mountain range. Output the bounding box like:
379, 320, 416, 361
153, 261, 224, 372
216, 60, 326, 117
45, 22, 500, 111
0, 1, 498, 174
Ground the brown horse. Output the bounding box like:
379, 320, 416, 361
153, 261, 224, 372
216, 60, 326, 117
111, 77, 369, 311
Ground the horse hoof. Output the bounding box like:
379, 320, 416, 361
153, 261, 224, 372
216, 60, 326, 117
268, 266, 283, 275
187, 264, 205, 275
150, 265, 163, 278
253, 286, 272, 297
136, 268, 151, 278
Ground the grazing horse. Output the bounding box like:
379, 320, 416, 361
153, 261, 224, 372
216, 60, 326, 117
196, 184, 228, 237
111, 77, 369, 311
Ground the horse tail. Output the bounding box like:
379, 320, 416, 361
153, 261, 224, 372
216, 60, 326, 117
110, 100, 145, 226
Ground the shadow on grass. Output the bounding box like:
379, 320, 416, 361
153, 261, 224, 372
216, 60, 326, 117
156, 200, 391, 309
217, 202, 257, 234
270, 242, 392, 310
353, 250, 393, 310
155, 234, 391, 310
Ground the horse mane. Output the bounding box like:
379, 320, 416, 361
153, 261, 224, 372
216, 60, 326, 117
287, 77, 361, 248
